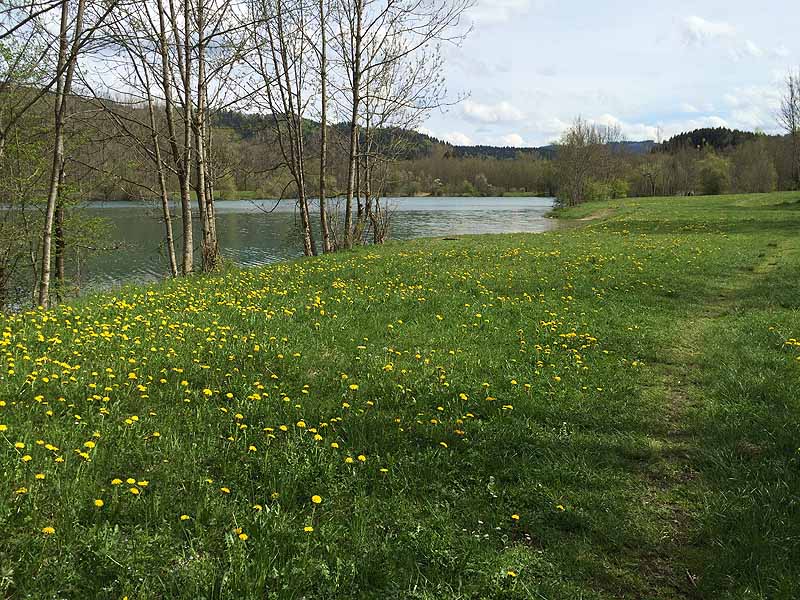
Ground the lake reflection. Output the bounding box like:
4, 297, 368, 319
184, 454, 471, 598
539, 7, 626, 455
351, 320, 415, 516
78, 196, 557, 290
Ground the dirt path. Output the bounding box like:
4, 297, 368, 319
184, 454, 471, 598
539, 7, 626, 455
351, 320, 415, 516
639, 239, 791, 598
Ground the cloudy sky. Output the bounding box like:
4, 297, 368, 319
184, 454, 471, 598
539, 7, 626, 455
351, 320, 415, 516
421, 0, 799, 147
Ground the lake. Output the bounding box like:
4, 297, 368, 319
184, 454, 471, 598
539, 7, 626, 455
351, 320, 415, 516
74, 196, 558, 291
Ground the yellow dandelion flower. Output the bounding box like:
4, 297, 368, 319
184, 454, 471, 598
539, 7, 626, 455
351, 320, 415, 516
94, 499, 104, 507
111, 478, 122, 485
129, 487, 140, 495
180, 514, 191, 521
220, 487, 231, 494
304, 526, 314, 532
21, 455, 32, 462
511, 514, 520, 521
311, 495, 322, 504
35, 473, 45, 480
41, 526, 55, 535
238, 532, 248, 541
357, 455, 366, 462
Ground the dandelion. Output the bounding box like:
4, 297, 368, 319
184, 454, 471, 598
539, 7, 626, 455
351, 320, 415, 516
345, 457, 354, 464
253, 504, 263, 511
511, 514, 520, 521
304, 526, 314, 532
238, 532, 248, 541
21, 455, 32, 462
41, 526, 55, 535
180, 514, 191, 521
220, 487, 231, 494
35, 473, 45, 480
506, 570, 518, 578
83, 441, 96, 449
357, 454, 366, 462
0, 424, 7, 432
349, 384, 359, 391
129, 487, 140, 495
311, 495, 322, 504
111, 478, 122, 485
94, 499, 104, 507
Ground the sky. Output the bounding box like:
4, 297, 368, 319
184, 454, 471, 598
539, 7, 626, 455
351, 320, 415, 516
420, 0, 800, 147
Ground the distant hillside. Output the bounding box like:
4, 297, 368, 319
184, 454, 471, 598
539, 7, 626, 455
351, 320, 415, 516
661, 127, 759, 153
214, 109, 661, 162
534, 140, 656, 159
445, 145, 540, 160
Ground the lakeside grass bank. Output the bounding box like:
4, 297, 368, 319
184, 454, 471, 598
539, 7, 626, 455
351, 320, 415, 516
1, 192, 799, 598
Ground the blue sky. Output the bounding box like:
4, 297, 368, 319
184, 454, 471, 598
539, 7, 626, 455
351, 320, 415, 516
421, 0, 799, 147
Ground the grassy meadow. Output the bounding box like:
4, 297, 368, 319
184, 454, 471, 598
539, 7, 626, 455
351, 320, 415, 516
1, 192, 799, 599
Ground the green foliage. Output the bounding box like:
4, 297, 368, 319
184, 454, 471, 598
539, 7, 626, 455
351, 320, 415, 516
661, 127, 758, 153
696, 152, 731, 195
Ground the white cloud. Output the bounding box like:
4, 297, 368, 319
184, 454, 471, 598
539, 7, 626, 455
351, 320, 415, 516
679, 102, 700, 113
441, 131, 474, 146
498, 133, 527, 147
743, 40, 764, 58
468, 0, 548, 25
772, 45, 791, 58
681, 16, 735, 46
462, 100, 526, 124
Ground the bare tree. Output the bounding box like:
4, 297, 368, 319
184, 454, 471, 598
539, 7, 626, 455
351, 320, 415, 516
245, 0, 316, 256
555, 117, 623, 206
38, 0, 86, 307
330, 0, 472, 248
778, 69, 800, 189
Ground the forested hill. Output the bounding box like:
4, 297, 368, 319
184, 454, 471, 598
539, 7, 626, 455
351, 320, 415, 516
661, 127, 759, 153
214, 109, 656, 161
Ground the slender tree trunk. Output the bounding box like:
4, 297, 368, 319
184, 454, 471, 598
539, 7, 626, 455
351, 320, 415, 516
145, 83, 178, 276
318, 0, 331, 253
38, 0, 85, 308
177, 0, 194, 274
194, 0, 220, 271
344, 0, 363, 249
54, 175, 66, 301
158, 0, 192, 275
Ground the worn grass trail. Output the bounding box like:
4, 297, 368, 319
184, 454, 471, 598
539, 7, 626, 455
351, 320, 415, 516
1, 192, 799, 599
558, 195, 800, 599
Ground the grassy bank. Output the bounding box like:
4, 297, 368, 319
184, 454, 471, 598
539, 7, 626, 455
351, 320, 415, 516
1, 192, 799, 598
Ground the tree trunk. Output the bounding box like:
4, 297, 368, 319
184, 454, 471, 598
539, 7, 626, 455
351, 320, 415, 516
38, 0, 85, 308
318, 0, 332, 253
343, 0, 363, 249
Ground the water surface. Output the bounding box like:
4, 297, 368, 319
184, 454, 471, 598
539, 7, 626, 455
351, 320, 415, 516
77, 196, 557, 290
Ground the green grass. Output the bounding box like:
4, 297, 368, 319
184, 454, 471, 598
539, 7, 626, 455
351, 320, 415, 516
1, 192, 799, 598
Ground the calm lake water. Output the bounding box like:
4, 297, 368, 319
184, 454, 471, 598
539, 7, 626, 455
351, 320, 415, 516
75, 196, 557, 291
